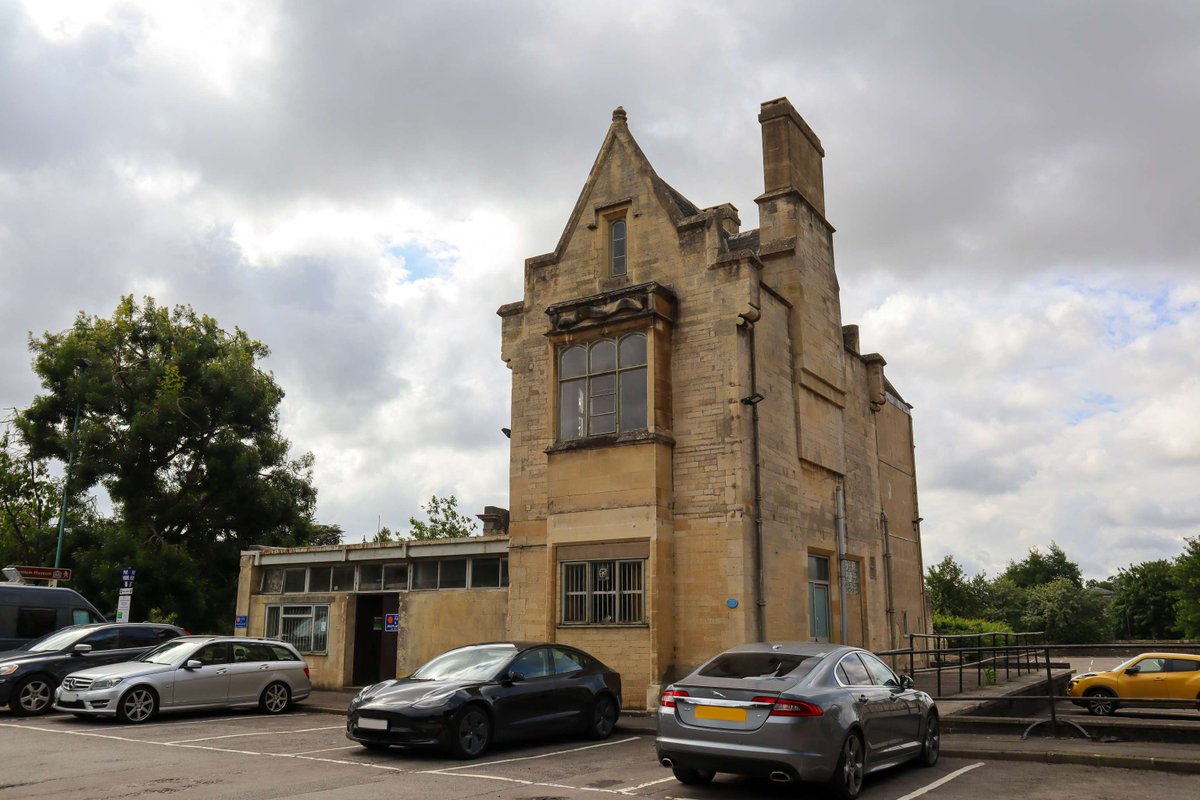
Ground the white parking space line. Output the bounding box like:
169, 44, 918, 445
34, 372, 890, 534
2, 721, 660, 794
894, 762, 985, 800
289, 744, 363, 755
424, 736, 642, 772
167, 724, 344, 744
613, 776, 676, 792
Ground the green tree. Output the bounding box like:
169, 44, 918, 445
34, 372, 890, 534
1174, 537, 1200, 638
408, 495, 477, 540
0, 426, 62, 566
980, 576, 1028, 631
1110, 560, 1180, 639
1002, 542, 1082, 589
1020, 577, 1109, 643
15, 296, 332, 632
926, 556, 986, 617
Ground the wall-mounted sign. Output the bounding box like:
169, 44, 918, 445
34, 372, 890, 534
234, 615, 248, 629
384, 613, 399, 633
726, 598, 739, 609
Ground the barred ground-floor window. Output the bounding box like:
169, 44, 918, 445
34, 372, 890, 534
265, 604, 329, 653
560, 559, 645, 625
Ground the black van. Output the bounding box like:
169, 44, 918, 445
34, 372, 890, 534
0, 584, 106, 650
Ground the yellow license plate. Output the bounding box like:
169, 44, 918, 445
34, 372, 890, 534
695, 705, 747, 722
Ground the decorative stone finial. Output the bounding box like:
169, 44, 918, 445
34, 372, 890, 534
612, 106, 627, 123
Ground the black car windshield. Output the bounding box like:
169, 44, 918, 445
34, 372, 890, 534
699, 652, 815, 679
138, 639, 198, 665
24, 627, 92, 653
411, 645, 518, 681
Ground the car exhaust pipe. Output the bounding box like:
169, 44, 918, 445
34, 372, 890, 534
660, 758, 673, 768
769, 771, 792, 783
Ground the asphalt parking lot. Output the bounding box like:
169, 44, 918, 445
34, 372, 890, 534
3, 707, 1199, 799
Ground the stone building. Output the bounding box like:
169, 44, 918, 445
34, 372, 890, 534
233, 97, 928, 705
497, 98, 929, 708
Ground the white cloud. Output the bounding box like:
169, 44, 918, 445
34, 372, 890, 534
2, 1, 1198, 581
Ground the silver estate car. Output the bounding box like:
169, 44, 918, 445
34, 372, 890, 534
656, 643, 938, 799
53, 636, 311, 723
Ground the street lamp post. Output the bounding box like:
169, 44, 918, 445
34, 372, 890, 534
53, 358, 90, 570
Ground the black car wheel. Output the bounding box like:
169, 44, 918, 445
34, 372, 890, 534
117, 686, 158, 724
918, 713, 940, 767
828, 731, 865, 800
260, 682, 291, 714
11, 675, 54, 716
587, 694, 618, 740
671, 766, 715, 785
446, 704, 491, 759
1084, 688, 1117, 716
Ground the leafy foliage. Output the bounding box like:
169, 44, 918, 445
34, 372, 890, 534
408, 495, 477, 540
9, 296, 335, 632
1019, 578, 1109, 643
1174, 537, 1200, 638
931, 613, 1013, 637
1001, 542, 1082, 589
1110, 560, 1180, 639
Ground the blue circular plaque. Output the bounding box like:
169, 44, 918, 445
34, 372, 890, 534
726, 598, 739, 609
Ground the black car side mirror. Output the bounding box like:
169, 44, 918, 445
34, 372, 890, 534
899, 674, 914, 690
72, 643, 93, 656
1124, 666, 1140, 675
507, 670, 525, 683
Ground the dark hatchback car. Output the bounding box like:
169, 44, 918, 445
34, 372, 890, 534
347, 641, 622, 759
0, 622, 185, 715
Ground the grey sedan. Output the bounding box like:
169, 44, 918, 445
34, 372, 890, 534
656, 643, 938, 799
53, 636, 311, 723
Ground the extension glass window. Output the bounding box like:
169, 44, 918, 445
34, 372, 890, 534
558, 334, 647, 440
265, 604, 329, 653
561, 559, 645, 625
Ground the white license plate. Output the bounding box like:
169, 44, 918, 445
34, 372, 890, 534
58, 691, 79, 702
357, 717, 388, 731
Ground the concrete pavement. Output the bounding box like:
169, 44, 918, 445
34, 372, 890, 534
300, 667, 1200, 776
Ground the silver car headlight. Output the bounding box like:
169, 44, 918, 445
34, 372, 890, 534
0, 664, 18, 677
414, 689, 458, 708
89, 677, 125, 691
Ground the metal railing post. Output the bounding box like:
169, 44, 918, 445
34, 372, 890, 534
1045, 645, 1058, 738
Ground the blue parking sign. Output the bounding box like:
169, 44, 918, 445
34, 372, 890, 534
234, 615, 248, 629
384, 613, 399, 632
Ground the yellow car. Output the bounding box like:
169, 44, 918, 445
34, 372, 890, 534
1067, 652, 1200, 715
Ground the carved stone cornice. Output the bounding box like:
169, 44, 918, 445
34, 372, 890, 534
544, 281, 677, 334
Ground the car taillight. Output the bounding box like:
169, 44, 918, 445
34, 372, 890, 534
660, 689, 689, 708
182, 629, 191, 635
752, 696, 823, 717
304, 667, 310, 679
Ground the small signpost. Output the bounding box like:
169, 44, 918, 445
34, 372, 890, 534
116, 567, 136, 622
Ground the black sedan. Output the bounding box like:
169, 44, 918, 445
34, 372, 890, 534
346, 641, 622, 758
0, 622, 185, 715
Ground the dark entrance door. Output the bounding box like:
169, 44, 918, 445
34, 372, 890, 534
352, 595, 399, 686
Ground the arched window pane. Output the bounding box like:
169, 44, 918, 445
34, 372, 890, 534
619, 333, 646, 367
561, 346, 587, 378
559, 378, 586, 440
619, 368, 647, 430
589, 340, 616, 372
610, 219, 626, 276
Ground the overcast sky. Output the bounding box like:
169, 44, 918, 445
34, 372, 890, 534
2, 1, 1197, 581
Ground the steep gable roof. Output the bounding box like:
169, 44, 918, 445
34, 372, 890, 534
534, 107, 702, 267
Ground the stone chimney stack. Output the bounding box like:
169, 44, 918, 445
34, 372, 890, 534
758, 99, 825, 247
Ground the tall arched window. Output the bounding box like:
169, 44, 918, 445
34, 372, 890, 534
609, 218, 627, 276
558, 333, 647, 440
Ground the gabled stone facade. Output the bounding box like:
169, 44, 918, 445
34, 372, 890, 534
499, 98, 929, 708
